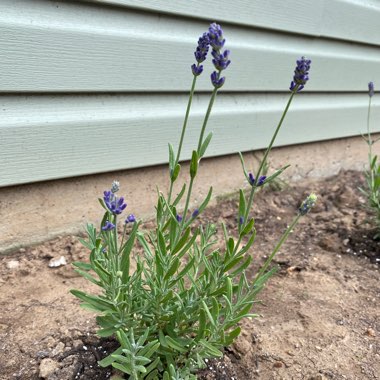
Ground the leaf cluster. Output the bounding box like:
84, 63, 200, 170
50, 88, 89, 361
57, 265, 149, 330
359, 149, 380, 237
71, 188, 266, 378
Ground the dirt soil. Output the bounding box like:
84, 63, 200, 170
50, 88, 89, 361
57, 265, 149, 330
0, 170, 379, 380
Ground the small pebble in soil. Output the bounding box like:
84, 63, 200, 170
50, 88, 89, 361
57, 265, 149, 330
52, 342, 65, 356
6, 260, 20, 269
366, 328, 376, 337
39, 358, 59, 378
48, 256, 67, 268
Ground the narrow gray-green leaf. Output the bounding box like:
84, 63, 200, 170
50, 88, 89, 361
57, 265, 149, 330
199, 132, 213, 157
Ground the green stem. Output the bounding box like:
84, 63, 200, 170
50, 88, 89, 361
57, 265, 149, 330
118, 223, 127, 255
367, 98, 373, 158
176, 75, 198, 166
367, 97, 375, 192
180, 177, 194, 230
253, 214, 301, 286
179, 87, 219, 230
243, 91, 296, 223
112, 215, 119, 270
197, 87, 218, 154
166, 183, 175, 218
131, 365, 138, 380
165, 74, 198, 223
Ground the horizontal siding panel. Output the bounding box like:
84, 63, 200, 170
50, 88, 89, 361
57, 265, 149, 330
94, 0, 380, 46
1, 93, 379, 187
320, 0, 380, 46
0, 1, 380, 92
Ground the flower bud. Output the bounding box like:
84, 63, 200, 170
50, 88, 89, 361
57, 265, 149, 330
111, 180, 120, 193
298, 193, 317, 215
368, 81, 375, 97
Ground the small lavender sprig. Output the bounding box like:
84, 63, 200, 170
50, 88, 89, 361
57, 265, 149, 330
361, 81, 380, 235
173, 33, 210, 161
290, 56, 311, 92
180, 23, 231, 230
166, 31, 211, 212
253, 194, 317, 286
367, 82, 375, 153
241, 56, 312, 226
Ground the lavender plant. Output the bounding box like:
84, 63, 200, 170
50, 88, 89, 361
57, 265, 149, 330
71, 24, 316, 379
360, 82, 380, 237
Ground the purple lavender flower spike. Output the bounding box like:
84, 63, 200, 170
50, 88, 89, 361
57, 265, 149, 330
125, 214, 136, 224
192, 209, 199, 218
290, 56, 311, 92
176, 214, 183, 222
102, 221, 115, 231
103, 188, 127, 215
211, 71, 225, 88
208, 23, 230, 89
369, 81, 375, 97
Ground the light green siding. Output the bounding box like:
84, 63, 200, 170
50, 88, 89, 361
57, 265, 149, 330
0, 0, 379, 187
95, 0, 380, 46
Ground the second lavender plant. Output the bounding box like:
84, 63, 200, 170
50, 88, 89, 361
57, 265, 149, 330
359, 82, 380, 237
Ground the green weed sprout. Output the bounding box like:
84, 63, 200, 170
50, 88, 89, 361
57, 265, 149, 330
71, 24, 316, 379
